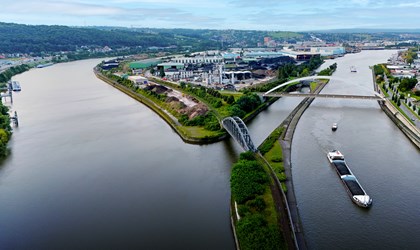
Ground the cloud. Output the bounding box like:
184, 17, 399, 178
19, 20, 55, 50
0, 0, 419, 30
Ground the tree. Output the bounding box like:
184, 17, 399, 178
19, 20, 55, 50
398, 78, 418, 92
159, 67, 165, 78
301, 68, 310, 77
227, 95, 235, 104
397, 99, 401, 106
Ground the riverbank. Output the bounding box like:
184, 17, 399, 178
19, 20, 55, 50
372, 70, 420, 149
94, 68, 227, 144
95, 68, 280, 144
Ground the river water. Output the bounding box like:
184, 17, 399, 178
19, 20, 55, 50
292, 50, 420, 249
0, 59, 303, 249
2, 52, 419, 249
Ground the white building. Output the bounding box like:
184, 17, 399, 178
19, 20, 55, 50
128, 76, 148, 85
171, 56, 223, 64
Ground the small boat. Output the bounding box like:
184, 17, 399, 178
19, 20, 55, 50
350, 66, 357, 72
327, 150, 372, 208
332, 123, 338, 131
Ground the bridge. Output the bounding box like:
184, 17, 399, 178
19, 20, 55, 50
260, 92, 383, 100
222, 116, 257, 152
223, 76, 385, 151
263, 75, 384, 100
264, 75, 344, 95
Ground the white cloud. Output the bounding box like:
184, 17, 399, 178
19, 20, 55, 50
0, 0, 419, 30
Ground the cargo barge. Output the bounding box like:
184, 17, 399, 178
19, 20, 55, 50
327, 150, 372, 208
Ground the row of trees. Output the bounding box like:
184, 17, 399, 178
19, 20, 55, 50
318, 63, 337, 76
377, 65, 420, 116
0, 64, 28, 157
0, 64, 31, 83
0, 104, 12, 157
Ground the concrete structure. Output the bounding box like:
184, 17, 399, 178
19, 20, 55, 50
171, 56, 223, 64
128, 75, 148, 85
162, 70, 194, 80
309, 46, 345, 56
157, 62, 184, 70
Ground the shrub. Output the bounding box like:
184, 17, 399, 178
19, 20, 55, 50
231, 160, 268, 204
271, 156, 283, 162
236, 214, 283, 250
246, 196, 266, 212
239, 151, 256, 161
238, 204, 251, 217
277, 172, 287, 182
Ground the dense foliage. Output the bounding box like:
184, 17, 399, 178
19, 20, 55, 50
236, 214, 283, 250
373, 64, 385, 75
0, 104, 11, 157
0, 22, 219, 53
258, 126, 285, 155
318, 63, 337, 76
231, 156, 268, 204
0, 64, 31, 83
398, 78, 418, 92
231, 152, 285, 250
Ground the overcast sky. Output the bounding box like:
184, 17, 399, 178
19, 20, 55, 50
1, 0, 420, 31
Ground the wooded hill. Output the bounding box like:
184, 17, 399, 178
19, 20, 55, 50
0, 22, 307, 54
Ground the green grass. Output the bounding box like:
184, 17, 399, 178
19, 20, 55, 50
178, 126, 224, 139
379, 83, 390, 97
263, 141, 287, 192
217, 105, 232, 118
264, 142, 284, 173
220, 91, 244, 100
310, 81, 318, 93
262, 186, 279, 226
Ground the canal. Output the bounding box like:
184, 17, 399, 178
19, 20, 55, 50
0, 59, 302, 249
292, 50, 420, 249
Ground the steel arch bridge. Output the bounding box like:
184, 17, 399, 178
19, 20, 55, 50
222, 116, 257, 152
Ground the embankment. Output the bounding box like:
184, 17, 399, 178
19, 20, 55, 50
94, 69, 226, 144
373, 70, 420, 149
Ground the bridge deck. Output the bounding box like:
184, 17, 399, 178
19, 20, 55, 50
260, 92, 382, 100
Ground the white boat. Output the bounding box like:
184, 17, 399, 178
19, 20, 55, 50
350, 66, 357, 72
327, 150, 372, 208
332, 123, 338, 131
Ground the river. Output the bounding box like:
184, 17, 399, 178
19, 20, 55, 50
2, 51, 418, 249
0, 59, 303, 249
292, 50, 420, 249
